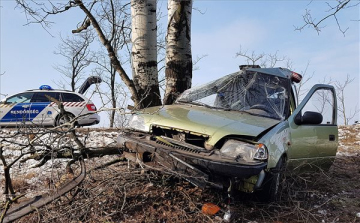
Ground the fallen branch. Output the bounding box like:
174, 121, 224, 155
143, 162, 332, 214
2, 157, 86, 223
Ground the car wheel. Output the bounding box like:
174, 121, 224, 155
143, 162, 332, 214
56, 113, 75, 127
259, 157, 286, 202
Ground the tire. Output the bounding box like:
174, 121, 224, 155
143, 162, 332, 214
258, 157, 286, 202
56, 113, 75, 127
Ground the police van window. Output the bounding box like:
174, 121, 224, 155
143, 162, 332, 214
61, 93, 84, 102
6, 93, 34, 104
31, 92, 60, 102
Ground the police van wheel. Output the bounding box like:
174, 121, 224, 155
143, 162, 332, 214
56, 113, 75, 126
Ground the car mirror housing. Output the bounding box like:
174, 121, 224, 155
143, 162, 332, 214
295, 111, 323, 125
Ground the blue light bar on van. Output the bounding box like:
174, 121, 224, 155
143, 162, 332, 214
39, 85, 53, 90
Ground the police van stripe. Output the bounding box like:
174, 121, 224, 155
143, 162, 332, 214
0, 104, 15, 108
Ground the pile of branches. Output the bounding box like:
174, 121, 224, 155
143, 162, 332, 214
7, 154, 358, 223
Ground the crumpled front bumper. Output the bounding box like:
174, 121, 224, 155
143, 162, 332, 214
117, 132, 267, 188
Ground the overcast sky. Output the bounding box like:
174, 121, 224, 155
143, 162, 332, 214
0, 0, 359, 126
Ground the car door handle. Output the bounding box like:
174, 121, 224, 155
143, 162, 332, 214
22, 105, 30, 108
329, 135, 335, 141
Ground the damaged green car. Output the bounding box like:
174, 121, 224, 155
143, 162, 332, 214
118, 66, 338, 201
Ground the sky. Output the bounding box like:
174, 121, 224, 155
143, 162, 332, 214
0, 0, 359, 126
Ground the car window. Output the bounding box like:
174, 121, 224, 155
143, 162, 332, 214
5, 93, 34, 104
301, 89, 335, 125
61, 93, 85, 102
31, 92, 61, 102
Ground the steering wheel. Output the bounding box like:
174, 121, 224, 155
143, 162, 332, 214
249, 104, 272, 113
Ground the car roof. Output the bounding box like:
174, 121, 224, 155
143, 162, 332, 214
246, 67, 294, 79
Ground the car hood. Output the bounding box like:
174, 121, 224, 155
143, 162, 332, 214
136, 104, 280, 146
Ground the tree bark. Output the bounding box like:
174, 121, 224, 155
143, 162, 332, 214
163, 0, 193, 105
131, 0, 162, 108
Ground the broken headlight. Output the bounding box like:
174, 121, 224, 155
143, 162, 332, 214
128, 115, 148, 132
220, 140, 268, 162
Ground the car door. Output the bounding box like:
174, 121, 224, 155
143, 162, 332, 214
30, 92, 61, 126
0, 92, 34, 125
287, 84, 338, 171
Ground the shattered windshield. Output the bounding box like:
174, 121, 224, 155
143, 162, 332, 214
176, 70, 291, 120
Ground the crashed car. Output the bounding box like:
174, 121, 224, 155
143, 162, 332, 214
118, 66, 338, 200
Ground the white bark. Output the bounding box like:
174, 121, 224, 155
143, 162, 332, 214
131, 0, 161, 108
164, 0, 193, 105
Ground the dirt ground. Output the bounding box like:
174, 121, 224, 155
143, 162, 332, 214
4, 125, 360, 223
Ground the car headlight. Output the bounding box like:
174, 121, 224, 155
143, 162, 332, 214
220, 140, 268, 162
128, 115, 148, 132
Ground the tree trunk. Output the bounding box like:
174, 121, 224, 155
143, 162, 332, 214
163, 0, 193, 105
131, 0, 161, 108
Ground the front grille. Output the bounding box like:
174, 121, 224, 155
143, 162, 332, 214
155, 138, 202, 154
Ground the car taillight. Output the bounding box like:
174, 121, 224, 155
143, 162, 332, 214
86, 104, 97, 111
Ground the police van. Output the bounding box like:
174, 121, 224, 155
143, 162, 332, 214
0, 77, 101, 127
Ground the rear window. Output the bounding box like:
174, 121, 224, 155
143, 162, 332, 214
31, 92, 61, 102
61, 93, 85, 102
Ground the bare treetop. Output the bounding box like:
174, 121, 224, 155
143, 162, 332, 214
295, 0, 359, 36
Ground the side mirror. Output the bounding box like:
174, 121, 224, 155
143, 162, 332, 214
294, 111, 323, 125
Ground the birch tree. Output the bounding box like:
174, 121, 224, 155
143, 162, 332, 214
131, 0, 162, 108
163, 0, 193, 105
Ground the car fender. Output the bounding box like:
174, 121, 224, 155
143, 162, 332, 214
258, 120, 290, 169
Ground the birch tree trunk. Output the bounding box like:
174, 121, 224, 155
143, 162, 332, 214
163, 0, 193, 105
131, 0, 161, 108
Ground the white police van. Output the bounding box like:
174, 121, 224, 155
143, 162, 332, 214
0, 77, 101, 127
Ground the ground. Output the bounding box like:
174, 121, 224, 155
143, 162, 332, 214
1, 125, 359, 223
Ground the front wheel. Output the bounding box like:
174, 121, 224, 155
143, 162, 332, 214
258, 157, 286, 202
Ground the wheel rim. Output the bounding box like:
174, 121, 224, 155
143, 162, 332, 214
57, 114, 74, 126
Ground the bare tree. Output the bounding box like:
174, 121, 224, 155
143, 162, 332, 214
235, 46, 286, 68
91, 1, 131, 127
293, 61, 315, 103
14, 0, 169, 109
163, 0, 193, 105
54, 31, 94, 92
295, 0, 360, 35
236, 47, 264, 66
335, 74, 359, 125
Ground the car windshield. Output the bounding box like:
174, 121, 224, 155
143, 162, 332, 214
5, 93, 34, 104
176, 70, 291, 120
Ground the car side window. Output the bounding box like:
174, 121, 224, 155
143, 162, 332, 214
31, 92, 61, 102
301, 89, 335, 125
5, 93, 34, 104
61, 93, 85, 102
